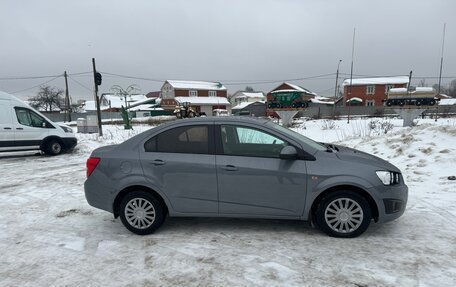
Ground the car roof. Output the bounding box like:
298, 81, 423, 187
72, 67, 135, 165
166, 116, 272, 126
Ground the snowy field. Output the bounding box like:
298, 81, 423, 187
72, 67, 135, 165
1, 117, 456, 287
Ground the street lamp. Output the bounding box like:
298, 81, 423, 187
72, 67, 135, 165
333, 59, 342, 118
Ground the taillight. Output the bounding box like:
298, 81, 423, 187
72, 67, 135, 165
86, 157, 100, 177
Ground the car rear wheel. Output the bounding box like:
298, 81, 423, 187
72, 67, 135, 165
119, 191, 165, 235
316, 191, 371, 238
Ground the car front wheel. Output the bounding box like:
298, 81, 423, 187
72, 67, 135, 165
316, 191, 372, 238
119, 191, 165, 235
44, 140, 63, 155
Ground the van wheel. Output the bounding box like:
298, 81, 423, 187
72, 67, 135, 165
119, 191, 165, 235
44, 140, 63, 155
315, 191, 371, 238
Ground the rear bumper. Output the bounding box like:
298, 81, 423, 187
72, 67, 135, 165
84, 167, 115, 214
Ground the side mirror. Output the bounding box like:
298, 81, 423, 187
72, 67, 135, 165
279, 146, 298, 160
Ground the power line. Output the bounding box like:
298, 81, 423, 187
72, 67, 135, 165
67, 71, 92, 76
0, 73, 63, 80
10, 75, 62, 94
100, 71, 165, 82
68, 75, 93, 92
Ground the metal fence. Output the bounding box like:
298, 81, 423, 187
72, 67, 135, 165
299, 105, 456, 119
42, 105, 456, 123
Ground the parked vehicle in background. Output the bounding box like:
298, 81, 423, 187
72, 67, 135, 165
386, 87, 437, 107
173, 102, 199, 118
0, 91, 77, 155
84, 117, 408, 238
212, 109, 229, 116
267, 90, 310, 109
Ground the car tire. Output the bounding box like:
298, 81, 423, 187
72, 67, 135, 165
315, 191, 372, 238
119, 191, 165, 235
44, 139, 63, 155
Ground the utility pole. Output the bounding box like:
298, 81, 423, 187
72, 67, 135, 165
333, 59, 342, 118
347, 28, 356, 124
407, 70, 413, 95
64, 71, 71, 122
92, 58, 103, 136
437, 23, 446, 97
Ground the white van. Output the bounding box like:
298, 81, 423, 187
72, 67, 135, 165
0, 91, 77, 155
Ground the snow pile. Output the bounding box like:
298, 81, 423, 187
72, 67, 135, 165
1, 118, 456, 286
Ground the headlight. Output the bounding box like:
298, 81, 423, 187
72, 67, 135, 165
60, 125, 73, 133
376, 171, 400, 185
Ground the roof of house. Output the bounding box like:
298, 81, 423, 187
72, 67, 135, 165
271, 82, 317, 96
84, 94, 148, 111
145, 91, 161, 98
175, 96, 230, 106
310, 96, 334, 105
166, 80, 227, 91
343, 76, 410, 86
232, 101, 266, 110
232, 91, 265, 99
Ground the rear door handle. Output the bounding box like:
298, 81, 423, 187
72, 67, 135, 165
221, 165, 237, 171
151, 159, 165, 166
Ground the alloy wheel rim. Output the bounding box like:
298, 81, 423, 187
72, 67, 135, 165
125, 198, 156, 229
324, 198, 363, 233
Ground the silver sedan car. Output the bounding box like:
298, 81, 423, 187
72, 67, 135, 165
84, 117, 408, 238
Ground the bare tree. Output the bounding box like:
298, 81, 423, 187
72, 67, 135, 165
29, 86, 64, 112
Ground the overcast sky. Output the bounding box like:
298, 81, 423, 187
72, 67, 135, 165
1, 0, 455, 101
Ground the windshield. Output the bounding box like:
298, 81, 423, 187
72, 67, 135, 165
268, 122, 327, 152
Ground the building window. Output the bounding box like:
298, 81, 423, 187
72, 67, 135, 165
366, 85, 375, 95
366, 100, 375, 106
189, 90, 198, 97
385, 84, 394, 94
208, 91, 216, 97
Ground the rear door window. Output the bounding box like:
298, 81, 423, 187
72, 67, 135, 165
145, 125, 211, 154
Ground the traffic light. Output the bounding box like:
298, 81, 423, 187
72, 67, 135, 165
95, 72, 102, 86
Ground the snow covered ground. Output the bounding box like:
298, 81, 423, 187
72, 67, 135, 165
1, 117, 455, 287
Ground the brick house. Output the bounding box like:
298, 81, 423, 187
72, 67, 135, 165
160, 80, 230, 115
342, 76, 409, 107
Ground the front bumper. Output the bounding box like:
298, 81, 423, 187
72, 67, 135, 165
369, 182, 408, 223
62, 137, 78, 150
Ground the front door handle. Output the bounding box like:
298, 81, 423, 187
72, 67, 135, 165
151, 159, 165, 166
221, 165, 237, 171
3, 127, 12, 130
16, 128, 24, 130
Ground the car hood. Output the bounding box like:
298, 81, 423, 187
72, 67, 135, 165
329, 144, 400, 172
